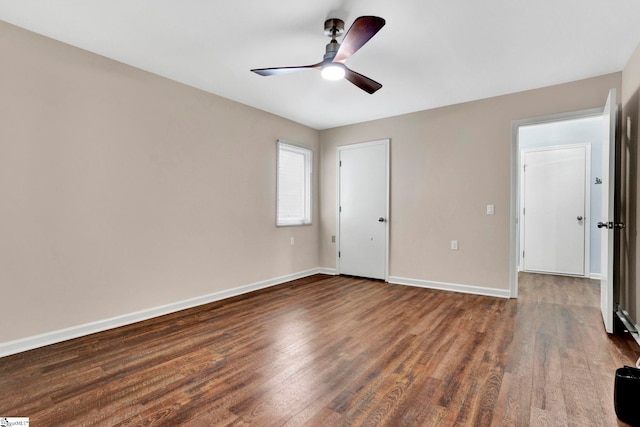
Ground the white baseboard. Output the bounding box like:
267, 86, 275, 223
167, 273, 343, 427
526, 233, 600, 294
388, 276, 511, 299
616, 307, 640, 347
317, 267, 338, 275
0, 268, 325, 358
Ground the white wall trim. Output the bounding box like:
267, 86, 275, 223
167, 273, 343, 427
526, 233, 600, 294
0, 268, 326, 358
616, 307, 640, 347
388, 276, 511, 299
590, 273, 603, 280
317, 267, 338, 275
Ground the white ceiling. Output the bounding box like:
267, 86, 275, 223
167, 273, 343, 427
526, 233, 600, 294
1, 0, 640, 130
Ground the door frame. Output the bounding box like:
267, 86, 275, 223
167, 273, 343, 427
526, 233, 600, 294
519, 143, 591, 277
510, 108, 602, 297
336, 139, 390, 281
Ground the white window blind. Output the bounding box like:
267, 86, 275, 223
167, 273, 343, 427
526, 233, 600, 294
277, 141, 312, 226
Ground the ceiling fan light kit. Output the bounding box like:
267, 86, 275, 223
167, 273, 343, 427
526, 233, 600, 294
321, 64, 345, 80
250, 16, 385, 94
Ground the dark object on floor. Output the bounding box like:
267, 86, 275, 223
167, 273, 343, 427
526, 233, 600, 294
615, 366, 640, 426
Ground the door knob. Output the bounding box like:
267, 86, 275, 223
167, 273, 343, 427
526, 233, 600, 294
615, 222, 626, 229
597, 221, 608, 229
577, 216, 583, 221
378, 217, 386, 222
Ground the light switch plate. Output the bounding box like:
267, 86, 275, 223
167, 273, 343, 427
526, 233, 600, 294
451, 240, 458, 250
487, 204, 495, 215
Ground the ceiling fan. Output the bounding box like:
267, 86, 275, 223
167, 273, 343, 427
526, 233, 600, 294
250, 16, 386, 94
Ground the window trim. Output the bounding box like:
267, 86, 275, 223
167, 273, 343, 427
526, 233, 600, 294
276, 140, 313, 227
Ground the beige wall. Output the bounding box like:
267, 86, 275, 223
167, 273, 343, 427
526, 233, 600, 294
0, 21, 320, 343
622, 43, 640, 105
0, 17, 631, 347
319, 73, 621, 291
620, 43, 640, 325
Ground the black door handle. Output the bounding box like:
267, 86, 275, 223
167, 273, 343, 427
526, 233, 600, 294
598, 221, 626, 229
378, 217, 385, 222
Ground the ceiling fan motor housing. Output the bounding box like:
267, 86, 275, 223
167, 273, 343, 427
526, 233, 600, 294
324, 40, 340, 61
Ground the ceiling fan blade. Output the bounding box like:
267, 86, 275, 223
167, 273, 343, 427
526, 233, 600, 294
343, 67, 382, 94
251, 63, 322, 76
333, 16, 385, 63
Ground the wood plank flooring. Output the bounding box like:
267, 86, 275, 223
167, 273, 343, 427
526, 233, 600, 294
1, 273, 638, 426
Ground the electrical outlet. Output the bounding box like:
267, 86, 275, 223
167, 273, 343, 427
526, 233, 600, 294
487, 204, 495, 215
290, 237, 295, 246
331, 235, 335, 243
451, 240, 458, 250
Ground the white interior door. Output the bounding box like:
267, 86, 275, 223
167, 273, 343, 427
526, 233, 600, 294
338, 139, 389, 280
521, 145, 588, 276
600, 89, 617, 334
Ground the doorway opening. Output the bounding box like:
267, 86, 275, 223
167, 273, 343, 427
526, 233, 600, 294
511, 108, 604, 298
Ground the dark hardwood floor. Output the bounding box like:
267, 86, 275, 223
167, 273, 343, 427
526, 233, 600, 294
1, 273, 638, 426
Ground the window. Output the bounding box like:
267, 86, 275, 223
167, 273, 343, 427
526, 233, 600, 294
277, 140, 312, 226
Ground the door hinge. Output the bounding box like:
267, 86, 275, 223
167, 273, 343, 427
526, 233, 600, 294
523, 207, 525, 215
523, 251, 525, 258
339, 160, 342, 167
523, 164, 527, 172
338, 251, 341, 258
